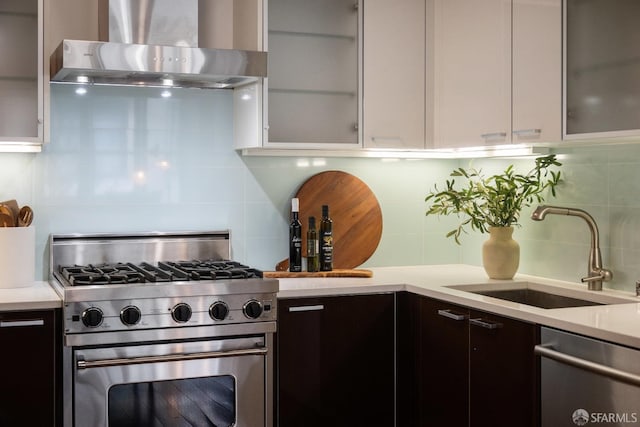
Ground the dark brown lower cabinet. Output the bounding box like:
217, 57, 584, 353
277, 293, 395, 427
468, 307, 539, 426
0, 309, 61, 427
397, 292, 539, 427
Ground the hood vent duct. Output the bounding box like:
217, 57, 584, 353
50, 0, 266, 89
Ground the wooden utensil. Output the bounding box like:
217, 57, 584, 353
276, 171, 383, 270
0, 199, 19, 225
0, 204, 15, 227
18, 206, 33, 227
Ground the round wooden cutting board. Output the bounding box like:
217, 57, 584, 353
278, 170, 383, 270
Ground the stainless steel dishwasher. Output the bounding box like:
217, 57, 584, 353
536, 327, 640, 427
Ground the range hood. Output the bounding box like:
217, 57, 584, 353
50, 0, 266, 89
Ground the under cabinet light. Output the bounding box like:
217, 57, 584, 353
0, 143, 42, 153
241, 145, 548, 159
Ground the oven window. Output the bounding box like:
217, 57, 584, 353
107, 375, 236, 427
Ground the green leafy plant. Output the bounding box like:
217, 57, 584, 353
425, 154, 562, 244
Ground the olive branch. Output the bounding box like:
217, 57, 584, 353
425, 154, 562, 244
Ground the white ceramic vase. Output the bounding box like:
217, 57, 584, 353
482, 226, 520, 280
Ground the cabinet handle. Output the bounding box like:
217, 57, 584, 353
469, 318, 503, 329
370, 137, 403, 145
535, 344, 640, 387
289, 305, 324, 312
480, 132, 507, 139
512, 128, 541, 136
437, 309, 467, 321
0, 319, 45, 328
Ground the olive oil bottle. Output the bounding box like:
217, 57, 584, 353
319, 205, 333, 271
289, 198, 302, 272
306, 216, 319, 272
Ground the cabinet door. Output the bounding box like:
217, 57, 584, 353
277, 294, 395, 427
0, 0, 42, 147
419, 297, 469, 427
0, 309, 57, 426
363, 0, 426, 149
512, 0, 561, 143
469, 309, 539, 427
433, 0, 511, 148
396, 292, 421, 427
565, 0, 640, 138
266, 0, 360, 148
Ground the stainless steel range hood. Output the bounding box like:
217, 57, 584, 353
50, 0, 266, 89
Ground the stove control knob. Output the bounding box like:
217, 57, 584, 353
171, 303, 192, 323
120, 305, 142, 326
81, 307, 104, 328
209, 301, 229, 321
243, 300, 263, 319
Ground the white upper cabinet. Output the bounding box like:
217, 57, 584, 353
433, 0, 511, 148
433, 0, 560, 149
240, 0, 429, 152
513, 0, 561, 144
237, 0, 561, 155
564, 0, 640, 139
363, 0, 426, 150
0, 0, 43, 152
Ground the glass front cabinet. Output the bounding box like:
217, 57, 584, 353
265, 0, 361, 149
565, 0, 640, 139
0, 0, 43, 152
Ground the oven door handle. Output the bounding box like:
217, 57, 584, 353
76, 347, 268, 370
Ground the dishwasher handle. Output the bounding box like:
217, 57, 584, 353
535, 344, 640, 387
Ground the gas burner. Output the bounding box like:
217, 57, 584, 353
60, 264, 145, 286
161, 260, 263, 280
133, 262, 189, 282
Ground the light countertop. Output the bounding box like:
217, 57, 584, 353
2, 265, 639, 349
277, 264, 640, 349
0, 281, 62, 311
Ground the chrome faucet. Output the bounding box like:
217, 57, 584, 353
531, 205, 612, 291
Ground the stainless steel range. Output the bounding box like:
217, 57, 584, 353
49, 231, 278, 427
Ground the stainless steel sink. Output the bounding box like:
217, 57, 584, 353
446, 282, 635, 309
466, 288, 601, 309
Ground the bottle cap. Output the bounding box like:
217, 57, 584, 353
309, 216, 316, 228
322, 205, 329, 217
291, 198, 299, 212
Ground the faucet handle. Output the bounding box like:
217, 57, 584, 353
581, 269, 613, 282
581, 269, 613, 289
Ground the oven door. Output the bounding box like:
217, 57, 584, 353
73, 336, 267, 427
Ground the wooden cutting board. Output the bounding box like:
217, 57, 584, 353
277, 170, 383, 270
263, 269, 373, 278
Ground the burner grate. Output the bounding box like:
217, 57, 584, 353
60, 264, 145, 286
59, 260, 262, 286
161, 260, 263, 280
130, 262, 189, 282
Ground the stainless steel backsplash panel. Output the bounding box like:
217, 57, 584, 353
49, 231, 231, 272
